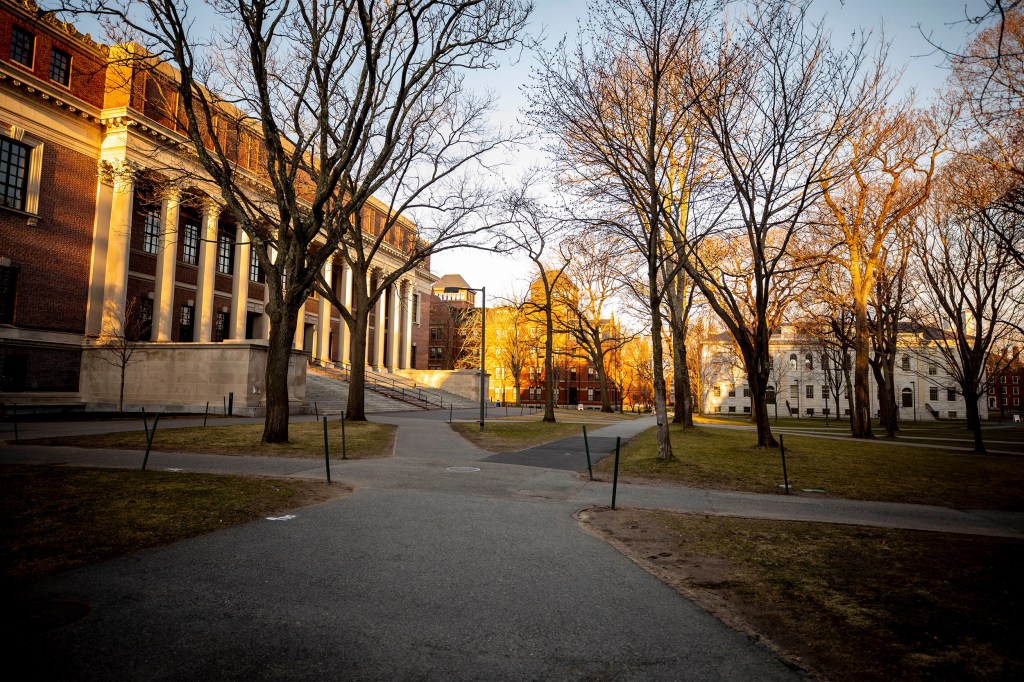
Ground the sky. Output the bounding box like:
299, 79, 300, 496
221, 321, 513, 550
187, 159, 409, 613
429, 0, 991, 301
66, 0, 991, 303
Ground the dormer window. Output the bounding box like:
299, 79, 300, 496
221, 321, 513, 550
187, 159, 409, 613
10, 26, 33, 68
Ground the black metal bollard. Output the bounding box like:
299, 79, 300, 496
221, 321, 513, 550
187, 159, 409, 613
611, 436, 621, 509
142, 413, 159, 471
322, 416, 331, 484
583, 425, 593, 481
780, 434, 790, 495
341, 413, 347, 460
228, 392, 234, 416
449, 404, 453, 423
315, 401, 319, 419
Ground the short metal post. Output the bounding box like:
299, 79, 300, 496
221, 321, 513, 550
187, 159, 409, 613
142, 413, 159, 471
449, 404, 453, 423
315, 401, 319, 419
12, 402, 18, 444
228, 392, 234, 416
341, 413, 347, 460
222, 396, 227, 415
780, 434, 790, 495
203, 401, 210, 427
141, 407, 150, 443
322, 416, 331, 484
583, 425, 593, 481
611, 436, 621, 509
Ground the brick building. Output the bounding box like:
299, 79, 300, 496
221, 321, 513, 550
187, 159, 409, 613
0, 0, 433, 413
427, 273, 478, 371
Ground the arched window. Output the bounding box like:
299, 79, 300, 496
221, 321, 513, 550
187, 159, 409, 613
902, 387, 913, 408
789, 354, 797, 371
805, 353, 813, 371
766, 385, 777, 404
901, 355, 911, 372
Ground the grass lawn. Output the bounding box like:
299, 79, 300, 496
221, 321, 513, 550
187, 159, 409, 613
29, 419, 396, 460
595, 423, 1024, 509
0, 464, 347, 581
488, 407, 640, 423
582, 508, 1024, 681
450, 420, 585, 452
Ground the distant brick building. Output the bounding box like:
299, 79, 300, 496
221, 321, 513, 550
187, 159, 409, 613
0, 0, 433, 412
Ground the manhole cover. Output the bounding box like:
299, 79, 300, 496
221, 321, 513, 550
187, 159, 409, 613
445, 466, 480, 473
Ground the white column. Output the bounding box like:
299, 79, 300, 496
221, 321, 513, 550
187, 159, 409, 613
194, 201, 220, 342
373, 277, 386, 369
231, 227, 251, 340
152, 187, 180, 341
85, 175, 114, 337
402, 281, 413, 369
294, 310, 305, 350
341, 265, 353, 367
316, 257, 333, 364
99, 162, 136, 338
388, 283, 401, 370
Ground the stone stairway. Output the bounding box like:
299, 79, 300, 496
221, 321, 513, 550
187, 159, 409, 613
305, 369, 416, 414
363, 368, 479, 409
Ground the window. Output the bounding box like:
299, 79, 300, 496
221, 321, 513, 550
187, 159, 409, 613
412, 293, 420, 324
182, 220, 199, 265
179, 303, 194, 342
216, 227, 234, 274
806, 384, 814, 399
588, 367, 595, 377
1014, 376, 1020, 384
570, 367, 577, 381
132, 297, 153, 342
214, 310, 229, 342
928, 364, 937, 376
728, 385, 736, 398
790, 384, 798, 399
789, 354, 797, 371
901, 355, 911, 371
142, 210, 160, 254
728, 405, 736, 413
1002, 375, 1007, 384
948, 388, 957, 401
766, 385, 776, 404
743, 405, 751, 413
10, 26, 33, 68
1015, 398, 1020, 407
0, 137, 30, 210
1015, 387, 1020, 396
806, 408, 814, 416
947, 411, 957, 419
0, 263, 17, 323
249, 249, 264, 282
742, 385, 750, 398
929, 386, 938, 402
49, 47, 70, 86
713, 385, 721, 397
805, 354, 813, 371
901, 387, 913, 408
1003, 385, 1008, 394
587, 388, 593, 401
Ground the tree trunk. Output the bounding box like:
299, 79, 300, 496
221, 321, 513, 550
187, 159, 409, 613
743, 340, 778, 448
345, 312, 370, 421
964, 384, 986, 453
649, 289, 674, 460
597, 364, 613, 413
883, 357, 899, 436
673, 339, 694, 427
263, 304, 298, 443
543, 307, 556, 423
852, 303, 873, 438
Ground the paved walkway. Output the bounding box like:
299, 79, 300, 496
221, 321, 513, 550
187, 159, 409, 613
2, 412, 1022, 680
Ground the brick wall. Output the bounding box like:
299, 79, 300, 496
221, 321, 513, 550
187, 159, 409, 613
0, 136, 96, 333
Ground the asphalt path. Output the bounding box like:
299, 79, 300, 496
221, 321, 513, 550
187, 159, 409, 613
4, 412, 1022, 680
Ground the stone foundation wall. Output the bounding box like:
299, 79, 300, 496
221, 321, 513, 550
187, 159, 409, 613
80, 341, 306, 416
394, 368, 488, 402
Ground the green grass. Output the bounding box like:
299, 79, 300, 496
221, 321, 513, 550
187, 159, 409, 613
0, 464, 346, 581
450, 420, 585, 452
584, 509, 1023, 682
30, 419, 396, 459
595, 423, 1024, 509
489, 407, 640, 423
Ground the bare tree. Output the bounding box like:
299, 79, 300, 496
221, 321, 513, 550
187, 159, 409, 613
675, 0, 883, 447
815, 101, 950, 438
68, 0, 531, 440
98, 296, 149, 413
554, 233, 635, 412
911, 163, 1024, 453
501, 183, 571, 422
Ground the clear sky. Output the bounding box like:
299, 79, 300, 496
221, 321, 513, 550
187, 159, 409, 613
430, 0, 990, 300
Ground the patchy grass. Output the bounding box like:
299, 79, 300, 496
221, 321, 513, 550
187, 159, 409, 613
450, 421, 584, 452
488, 407, 641, 423
594, 424, 1024, 509
582, 509, 1024, 682
0, 464, 348, 581
29, 419, 396, 460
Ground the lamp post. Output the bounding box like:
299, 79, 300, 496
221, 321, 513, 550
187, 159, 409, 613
444, 285, 486, 431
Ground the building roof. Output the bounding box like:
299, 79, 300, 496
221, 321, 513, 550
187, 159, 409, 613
432, 273, 472, 292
